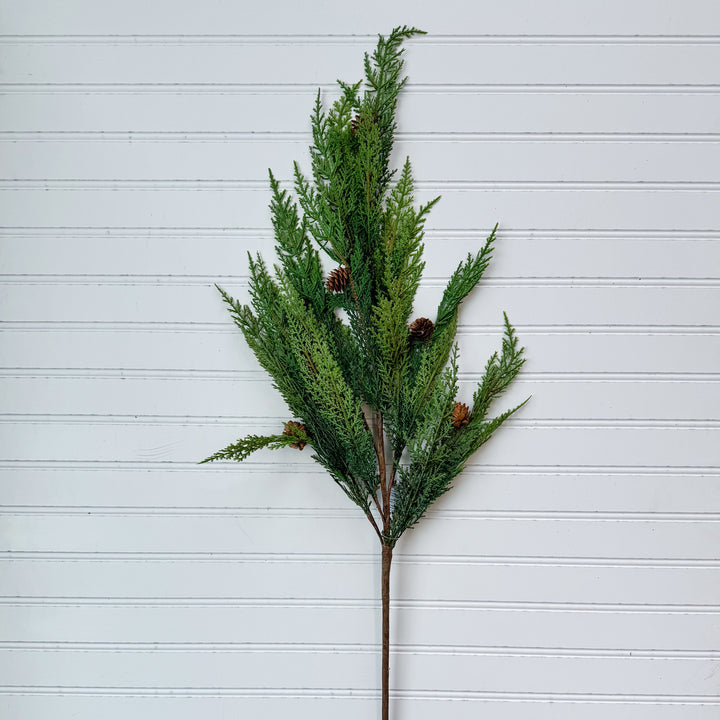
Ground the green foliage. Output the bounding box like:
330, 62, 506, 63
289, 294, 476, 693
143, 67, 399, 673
201, 431, 307, 464
205, 27, 528, 546
435, 225, 496, 336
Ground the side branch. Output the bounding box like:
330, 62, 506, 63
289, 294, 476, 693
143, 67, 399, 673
365, 508, 383, 542
361, 411, 384, 518
388, 452, 399, 490
376, 412, 389, 529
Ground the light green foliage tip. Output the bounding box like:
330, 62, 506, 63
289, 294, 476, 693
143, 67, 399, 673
203, 26, 528, 545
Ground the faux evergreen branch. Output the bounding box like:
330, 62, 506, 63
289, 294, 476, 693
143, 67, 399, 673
435, 223, 496, 334
202, 27, 529, 720
200, 431, 307, 464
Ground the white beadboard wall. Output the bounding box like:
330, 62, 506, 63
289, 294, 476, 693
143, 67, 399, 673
1, 1, 720, 718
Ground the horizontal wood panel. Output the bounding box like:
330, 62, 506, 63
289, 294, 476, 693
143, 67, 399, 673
3, 511, 718, 559
3, 0, 717, 35
2, 282, 718, 327
2, 232, 718, 278
1, 186, 719, 229
0, 647, 714, 695
3, 558, 719, 605
2, 604, 716, 650
2, 468, 718, 513
5, 139, 720, 183
4, 42, 720, 85
3, 329, 719, 374
1, 696, 718, 720
3, 92, 720, 134
2, 420, 720, 467
3, 376, 718, 421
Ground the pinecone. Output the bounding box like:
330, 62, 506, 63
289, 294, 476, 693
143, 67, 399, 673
451, 402, 471, 429
283, 420, 308, 450
409, 317, 434, 342
326, 265, 351, 293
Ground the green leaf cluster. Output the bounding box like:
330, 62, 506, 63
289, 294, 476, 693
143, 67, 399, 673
203, 26, 528, 546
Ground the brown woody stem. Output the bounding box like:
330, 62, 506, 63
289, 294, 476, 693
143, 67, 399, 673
372, 411, 393, 720
381, 543, 393, 720
364, 508, 382, 542
376, 412, 388, 527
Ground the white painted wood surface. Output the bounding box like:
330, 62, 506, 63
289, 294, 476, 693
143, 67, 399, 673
1, 1, 719, 717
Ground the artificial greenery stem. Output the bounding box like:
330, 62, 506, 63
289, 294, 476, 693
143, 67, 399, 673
202, 26, 527, 719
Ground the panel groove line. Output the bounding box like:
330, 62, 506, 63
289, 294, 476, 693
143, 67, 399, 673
2, 460, 717, 474
2, 34, 720, 44
0, 686, 718, 705
2, 227, 719, 236
2, 369, 718, 380
4, 276, 719, 287
3, 415, 720, 431
4, 641, 720, 659
4, 550, 720, 568
4, 179, 720, 190
4, 505, 720, 521
4, 321, 720, 332
4, 130, 720, 141
3, 82, 720, 92
2, 597, 719, 613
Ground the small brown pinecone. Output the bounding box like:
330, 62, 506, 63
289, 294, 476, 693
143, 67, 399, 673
409, 317, 434, 342
451, 402, 471, 429
326, 265, 351, 293
283, 420, 308, 450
